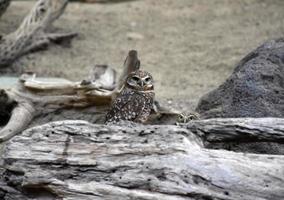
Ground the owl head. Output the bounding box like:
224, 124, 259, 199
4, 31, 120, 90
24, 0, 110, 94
176, 112, 200, 123
125, 70, 154, 91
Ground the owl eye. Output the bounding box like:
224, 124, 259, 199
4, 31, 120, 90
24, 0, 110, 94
131, 76, 140, 82
145, 77, 151, 82
178, 115, 184, 121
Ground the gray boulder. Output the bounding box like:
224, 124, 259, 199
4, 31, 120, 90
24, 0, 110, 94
196, 38, 284, 118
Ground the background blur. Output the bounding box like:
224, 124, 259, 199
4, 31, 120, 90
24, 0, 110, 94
1, 0, 284, 110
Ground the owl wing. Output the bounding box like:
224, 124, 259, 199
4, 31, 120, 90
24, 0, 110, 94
133, 93, 154, 123
105, 91, 149, 123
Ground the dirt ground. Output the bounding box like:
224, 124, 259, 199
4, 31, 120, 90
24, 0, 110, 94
1, 0, 284, 111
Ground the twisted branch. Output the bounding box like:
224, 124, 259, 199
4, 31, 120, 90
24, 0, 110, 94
0, 0, 77, 70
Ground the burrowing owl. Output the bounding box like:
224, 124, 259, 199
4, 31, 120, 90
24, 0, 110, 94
105, 70, 154, 124
176, 112, 200, 124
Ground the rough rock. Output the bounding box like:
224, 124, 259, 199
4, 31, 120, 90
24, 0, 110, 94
196, 38, 284, 118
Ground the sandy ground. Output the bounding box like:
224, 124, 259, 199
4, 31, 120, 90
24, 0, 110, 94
0, 0, 284, 110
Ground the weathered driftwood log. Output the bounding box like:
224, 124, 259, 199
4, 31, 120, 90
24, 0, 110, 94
0, 64, 116, 142
0, 50, 174, 142
187, 118, 284, 143
117, 49, 140, 91
185, 118, 284, 154
0, 0, 77, 72
1, 119, 284, 200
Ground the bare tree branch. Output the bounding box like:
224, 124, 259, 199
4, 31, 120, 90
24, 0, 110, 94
117, 50, 140, 91
0, 0, 77, 71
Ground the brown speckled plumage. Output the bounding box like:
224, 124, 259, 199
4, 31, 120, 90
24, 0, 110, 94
105, 70, 155, 124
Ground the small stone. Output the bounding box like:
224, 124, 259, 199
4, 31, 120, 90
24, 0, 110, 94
130, 21, 137, 28
126, 32, 144, 40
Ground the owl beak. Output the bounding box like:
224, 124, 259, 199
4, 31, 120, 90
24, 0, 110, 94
138, 80, 145, 87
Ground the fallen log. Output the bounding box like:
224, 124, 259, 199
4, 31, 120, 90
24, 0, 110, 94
186, 118, 284, 154
0, 50, 178, 142
186, 118, 284, 143
0, 0, 77, 73
0, 64, 116, 142
1, 119, 283, 200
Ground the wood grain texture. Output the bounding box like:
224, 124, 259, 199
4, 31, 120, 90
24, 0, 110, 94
1, 119, 284, 200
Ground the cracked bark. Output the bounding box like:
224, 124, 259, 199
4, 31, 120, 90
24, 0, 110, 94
0, 120, 284, 200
